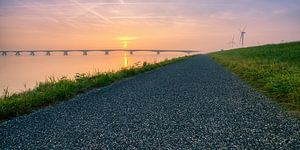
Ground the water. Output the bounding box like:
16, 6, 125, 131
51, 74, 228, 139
0, 52, 187, 95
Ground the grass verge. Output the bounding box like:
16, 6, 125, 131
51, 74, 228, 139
209, 41, 300, 117
0, 55, 193, 121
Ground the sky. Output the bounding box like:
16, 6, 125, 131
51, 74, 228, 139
0, 0, 300, 52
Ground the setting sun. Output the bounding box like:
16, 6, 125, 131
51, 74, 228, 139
123, 42, 128, 48
118, 36, 139, 49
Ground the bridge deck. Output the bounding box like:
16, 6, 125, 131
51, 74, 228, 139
0, 49, 200, 56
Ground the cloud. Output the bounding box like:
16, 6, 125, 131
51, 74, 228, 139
110, 16, 183, 19
119, 0, 125, 4
69, 0, 113, 24
1, 0, 300, 50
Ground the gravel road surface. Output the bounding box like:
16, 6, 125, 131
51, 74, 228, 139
1, 55, 299, 149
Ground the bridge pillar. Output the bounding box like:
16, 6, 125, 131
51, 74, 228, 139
30, 51, 35, 56
46, 51, 51, 56
105, 51, 109, 55
157, 51, 160, 55
64, 51, 68, 56
2, 51, 7, 56
129, 51, 134, 55
83, 51, 88, 56
15, 51, 21, 56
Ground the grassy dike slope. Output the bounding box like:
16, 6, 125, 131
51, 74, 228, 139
0, 56, 192, 121
210, 41, 300, 116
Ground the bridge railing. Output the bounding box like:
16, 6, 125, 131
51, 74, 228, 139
0, 50, 200, 56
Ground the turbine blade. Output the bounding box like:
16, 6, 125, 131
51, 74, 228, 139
243, 25, 247, 31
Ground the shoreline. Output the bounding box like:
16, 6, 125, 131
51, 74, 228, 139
0, 55, 194, 121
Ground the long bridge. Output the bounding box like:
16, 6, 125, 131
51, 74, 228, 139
0, 49, 199, 56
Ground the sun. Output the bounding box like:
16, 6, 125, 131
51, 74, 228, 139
118, 36, 139, 49
123, 42, 128, 48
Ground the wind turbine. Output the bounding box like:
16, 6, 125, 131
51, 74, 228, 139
239, 26, 247, 47
228, 35, 236, 48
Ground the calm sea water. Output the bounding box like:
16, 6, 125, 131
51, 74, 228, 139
0, 52, 187, 95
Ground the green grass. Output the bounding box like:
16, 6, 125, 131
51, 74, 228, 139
209, 41, 300, 117
0, 56, 193, 121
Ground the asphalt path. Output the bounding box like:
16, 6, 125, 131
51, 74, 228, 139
1, 55, 299, 149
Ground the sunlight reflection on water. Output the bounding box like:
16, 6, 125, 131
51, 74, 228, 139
0, 52, 187, 95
